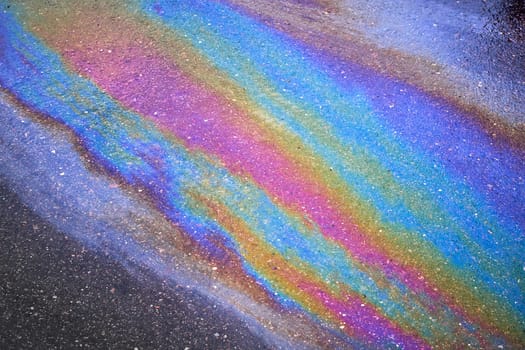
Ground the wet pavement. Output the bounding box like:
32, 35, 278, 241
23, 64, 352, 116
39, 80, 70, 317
1, 0, 524, 348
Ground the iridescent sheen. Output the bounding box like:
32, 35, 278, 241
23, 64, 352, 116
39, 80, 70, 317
1, 1, 523, 348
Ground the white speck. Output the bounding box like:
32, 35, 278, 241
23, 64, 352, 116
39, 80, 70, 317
59, 172, 65, 176
214, 333, 220, 338
211, 266, 218, 271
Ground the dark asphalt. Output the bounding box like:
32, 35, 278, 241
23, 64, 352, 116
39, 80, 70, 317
0, 178, 268, 350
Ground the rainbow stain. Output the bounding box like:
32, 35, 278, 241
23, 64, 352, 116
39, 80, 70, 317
0, 0, 523, 348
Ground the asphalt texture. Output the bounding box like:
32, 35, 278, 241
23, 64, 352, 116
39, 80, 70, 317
1, 0, 523, 348
0, 178, 268, 350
